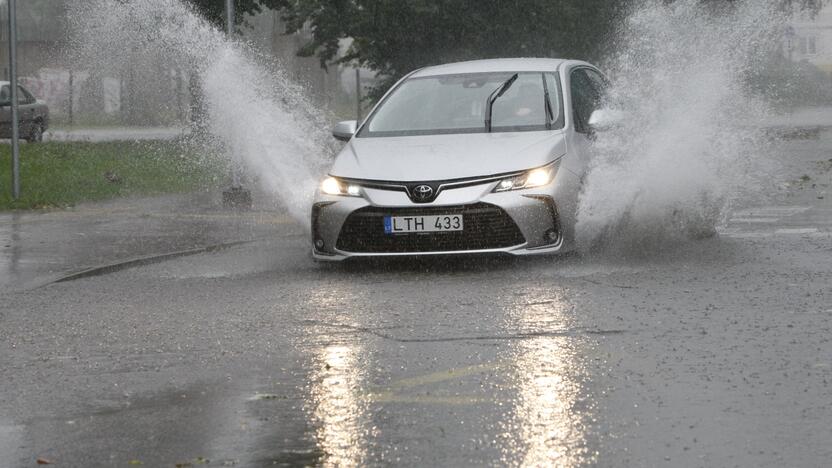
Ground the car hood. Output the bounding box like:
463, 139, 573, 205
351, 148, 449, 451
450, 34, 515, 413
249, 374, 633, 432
330, 131, 567, 182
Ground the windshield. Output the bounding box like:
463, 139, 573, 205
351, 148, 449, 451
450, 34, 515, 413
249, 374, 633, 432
358, 72, 563, 138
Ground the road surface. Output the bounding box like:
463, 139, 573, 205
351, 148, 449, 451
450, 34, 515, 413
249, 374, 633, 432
0, 132, 830, 467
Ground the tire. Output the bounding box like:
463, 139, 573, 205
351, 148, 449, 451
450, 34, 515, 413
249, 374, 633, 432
27, 123, 44, 143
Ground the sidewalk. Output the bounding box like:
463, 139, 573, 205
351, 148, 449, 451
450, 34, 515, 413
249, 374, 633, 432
768, 107, 832, 129
0, 192, 302, 291
763, 106, 832, 137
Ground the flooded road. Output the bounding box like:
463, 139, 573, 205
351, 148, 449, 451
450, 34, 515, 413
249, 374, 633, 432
0, 133, 831, 467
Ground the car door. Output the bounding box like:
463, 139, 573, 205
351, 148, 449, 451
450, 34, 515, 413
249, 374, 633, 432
17, 85, 35, 135
563, 66, 607, 182
0, 85, 10, 137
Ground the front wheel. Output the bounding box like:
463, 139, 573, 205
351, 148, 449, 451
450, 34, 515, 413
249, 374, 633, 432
27, 123, 44, 143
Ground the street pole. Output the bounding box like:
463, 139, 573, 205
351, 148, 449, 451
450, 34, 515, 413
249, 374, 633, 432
221, 0, 252, 209
355, 67, 362, 122
226, 0, 238, 188
68, 70, 74, 126
226, 0, 235, 37
8, 0, 20, 200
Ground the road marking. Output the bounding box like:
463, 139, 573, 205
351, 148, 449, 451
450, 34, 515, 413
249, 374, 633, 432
365, 361, 507, 406
775, 228, 819, 235
385, 362, 506, 391
722, 232, 773, 238
732, 206, 811, 217
729, 218, 779, 223
725, 205, 823, 239
370, 393, 487, 405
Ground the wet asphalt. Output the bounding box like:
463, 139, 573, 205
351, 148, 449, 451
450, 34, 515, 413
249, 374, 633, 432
0, 133, 831, 467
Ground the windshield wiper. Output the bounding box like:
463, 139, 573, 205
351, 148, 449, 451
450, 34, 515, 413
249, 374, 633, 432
542, 73, 554, 130
485, 73, 518, 133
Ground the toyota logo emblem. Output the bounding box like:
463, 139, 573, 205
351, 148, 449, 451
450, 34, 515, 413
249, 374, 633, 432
412, 185, 434, 201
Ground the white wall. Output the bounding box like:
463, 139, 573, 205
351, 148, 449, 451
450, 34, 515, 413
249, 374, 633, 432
792, 5, 832, 74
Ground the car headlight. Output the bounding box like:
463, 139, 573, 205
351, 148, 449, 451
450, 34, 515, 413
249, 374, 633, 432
493, 161, 559, 192
320, 177, 362, 197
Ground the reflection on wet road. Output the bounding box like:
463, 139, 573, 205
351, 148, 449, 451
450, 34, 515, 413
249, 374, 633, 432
1, 129, 830, 466
302, 287, 371, 466
505, 289, 596, 467
308, 344, 368, 466
285, 280, 603, 467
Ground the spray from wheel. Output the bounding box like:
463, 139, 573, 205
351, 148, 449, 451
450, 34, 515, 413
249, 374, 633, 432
67, 0, 810, 249
576, 0, 797, 252
65, 0, 336, 227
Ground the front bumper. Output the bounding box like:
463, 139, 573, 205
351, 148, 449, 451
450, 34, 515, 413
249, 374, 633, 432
311, 177, 571, 261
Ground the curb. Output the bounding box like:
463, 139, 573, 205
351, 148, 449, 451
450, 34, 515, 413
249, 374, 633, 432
50, 239, 259, 285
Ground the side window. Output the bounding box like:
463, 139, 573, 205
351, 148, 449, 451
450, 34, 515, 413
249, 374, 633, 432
571, 68, 610, 133
0, 86, 9, 104
570, 69, 597, 133
584, 69, 609, 105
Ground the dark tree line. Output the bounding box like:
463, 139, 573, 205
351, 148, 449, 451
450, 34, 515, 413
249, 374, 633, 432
186, 0, 284, 27
187, 0, 827, 99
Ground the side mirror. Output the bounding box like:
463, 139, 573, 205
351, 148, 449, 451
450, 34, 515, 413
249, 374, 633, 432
588, 109, 626, 132
332, 120, 358, 142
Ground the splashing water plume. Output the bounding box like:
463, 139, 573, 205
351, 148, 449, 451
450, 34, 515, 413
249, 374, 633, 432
68, 0, 809, 248
577, 0, 792, 252
66, 0, 335, 226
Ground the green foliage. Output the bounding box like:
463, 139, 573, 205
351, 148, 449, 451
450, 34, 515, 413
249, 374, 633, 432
185, 0, 286, 28
186, 0, 827, 100
272, 0, 827, 100
275, 0, 625, 99
0, 141, 227, 210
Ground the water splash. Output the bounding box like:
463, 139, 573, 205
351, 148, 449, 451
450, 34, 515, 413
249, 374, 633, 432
66, 0, 335, 226
576, 0, 792, 251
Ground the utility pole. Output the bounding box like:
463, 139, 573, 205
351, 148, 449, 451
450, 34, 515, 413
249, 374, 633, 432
221, 0, 252, 209
8, 0, 20, 200
68, 70, 74, 126
227, 0, 235, 35
355, 67, 362, 122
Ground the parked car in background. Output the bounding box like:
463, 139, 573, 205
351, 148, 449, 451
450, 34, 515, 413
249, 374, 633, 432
0, 82, 49, 142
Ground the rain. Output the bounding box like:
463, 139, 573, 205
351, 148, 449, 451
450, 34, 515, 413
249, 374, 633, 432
1, 0, 831, 466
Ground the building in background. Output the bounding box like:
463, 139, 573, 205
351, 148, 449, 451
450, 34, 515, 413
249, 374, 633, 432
244, 10, 372, 121
0, 0, 357, 127
0, 0, 66, 76
789, 4, 832, 75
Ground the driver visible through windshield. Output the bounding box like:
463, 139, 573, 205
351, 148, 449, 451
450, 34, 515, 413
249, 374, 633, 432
359, 72, 562, 137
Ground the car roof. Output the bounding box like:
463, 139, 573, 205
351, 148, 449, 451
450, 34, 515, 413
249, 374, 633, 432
410, 58, 582, 78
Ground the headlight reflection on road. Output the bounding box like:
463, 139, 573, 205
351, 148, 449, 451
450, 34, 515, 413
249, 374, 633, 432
503, 289, 597, 467
309, 343, 370, 466
304, 289, 372, 466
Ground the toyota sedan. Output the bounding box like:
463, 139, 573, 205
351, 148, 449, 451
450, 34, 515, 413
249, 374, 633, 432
311, 58, 613, 260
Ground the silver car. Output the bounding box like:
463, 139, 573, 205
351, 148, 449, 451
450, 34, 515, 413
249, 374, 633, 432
0, 82, 49, 142
312, 58, 613, 261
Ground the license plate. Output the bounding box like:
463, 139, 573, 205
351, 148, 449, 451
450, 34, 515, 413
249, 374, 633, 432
384, 215, 463, 234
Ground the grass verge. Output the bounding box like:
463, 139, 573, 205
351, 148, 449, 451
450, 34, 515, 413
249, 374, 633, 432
0, 141, 227, 210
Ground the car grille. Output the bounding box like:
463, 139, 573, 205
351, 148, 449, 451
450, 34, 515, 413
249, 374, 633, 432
336, 203, 526, 253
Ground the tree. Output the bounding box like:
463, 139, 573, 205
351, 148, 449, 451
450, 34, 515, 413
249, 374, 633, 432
272, 0, 826, 100
188, 0, 827, 100
186, 0, 285, 28
274, 0, 625, 99
184, 0, 286, 129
